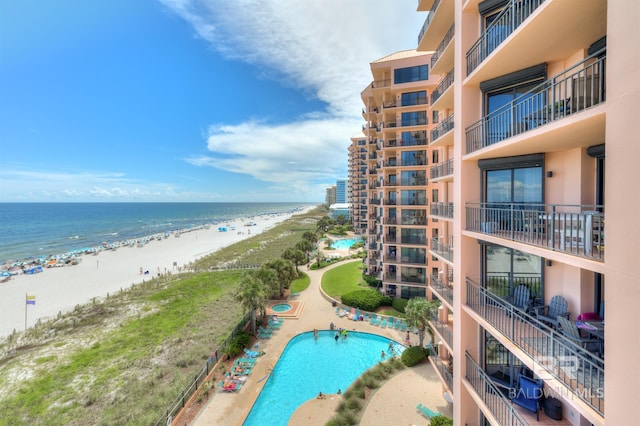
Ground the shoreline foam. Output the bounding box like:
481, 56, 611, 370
0, 207, 315, 338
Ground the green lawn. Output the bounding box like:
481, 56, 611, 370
290, 271, 310, 293
321, 260, 366, 297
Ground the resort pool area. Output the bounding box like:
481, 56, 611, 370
331, 238, 359, 250
270, 303, 292, 313
243, 331, 404, 426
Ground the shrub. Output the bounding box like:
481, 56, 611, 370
401, 346, 428, 367
430, 415, 454, 426
362, 274, 379, 287
392, 298, 408, 313
380, 295, 393, 306
341, 289, 386, 312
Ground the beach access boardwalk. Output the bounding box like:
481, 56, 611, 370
191, 259, 452, 425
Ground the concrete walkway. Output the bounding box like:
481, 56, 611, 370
191, 259, 452, 425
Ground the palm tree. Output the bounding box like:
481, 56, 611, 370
302, 231, 318, 244
282, 247, 306, 271
254, 266, 279, 319
295, 240, 314, 263
235, 272, 268, 335
404, 297, 440, 348
266, 258, 298, 298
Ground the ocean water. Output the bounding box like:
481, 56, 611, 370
0, 202, 312, 263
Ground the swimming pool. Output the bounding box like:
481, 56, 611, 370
331, 238, 360, 250
243, 331, 404, 426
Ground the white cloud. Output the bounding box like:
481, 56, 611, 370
0, 167, 185, 202
162, 0, 424, 188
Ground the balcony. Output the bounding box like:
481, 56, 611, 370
465, 53, 606, 155
400, 217, 427, 226
465, 278, 604, 417
430, 114, 454, 145
401, 237, 428, 246
430, 158, 454, 180
384, 216, 397, 225
427, 345, 453, 392
430, 309, 453, 350
431, 24, 454, 70
465, 203, 605, 262
383, 198, 397, 206
430, 202, 454, 219
431, 68, 454, 105
384, 234, 397, 244
400, 178, 427, 187
369, 198, 381, 205
466, 0, 546, 76
400, 256, 427, 266
465, 353, 529, 426
431, 235, 453, 262
417, 0, 440, 46
399, 198, 427, 206
430, 273, 453, 307
371, 79, 390, 89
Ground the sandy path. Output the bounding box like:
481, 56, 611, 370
0, 210, 310, 338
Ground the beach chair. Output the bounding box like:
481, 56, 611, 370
235, 358, 257, 366
335, 306, 341, 315
394, 319, 402, 330
339, 308, 349, 317
416, 403, 441, 419
399, 321, 407, 331
371, 315, 380, 326
363, 312, 371, 321
387, 317, 395, 328
244, 348, 261, 357
369, 313, 377, 324
380, 318, 388, 328
351, 308, 361, 320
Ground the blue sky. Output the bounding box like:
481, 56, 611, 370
0, 0, 424, 202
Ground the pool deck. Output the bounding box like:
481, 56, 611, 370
190, 259, 452, 425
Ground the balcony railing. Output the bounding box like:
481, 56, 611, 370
465, 203, 605, 261
369, 198, 381, 205
466, 52, 606, 154
382, 99, 397, 109
465, 352, 529, 426
430, 309, 453, 349
399, 199, 427, 206
401, 237, 428, 245
431, 202, 454, 219
384, 198, 397, 206
431, 68, 454, 104
417, 0, 441, 45
384, 217, 397, 225
427, 345, 453, 391
371, 79, 391, 89
384, 234, 397, 244
431, 235, 453, 262
466, 0, 546, 76
430, 273, 453, 306
430, 158, 454, 179
430, 114, 454, 143
431, 24, 455, 68
401, 217, 427, 226
466, 278, 605, 415
401, 256, 427, 265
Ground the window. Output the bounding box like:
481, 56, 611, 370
400, 170, 426, 186
401, 111, 427, 127
483, 245, 543, 300
432, 110, 439, 124
401, 150, 427, 167
401, 91, 428, 106
401, 190, 426, 206
394, 65, 428, 84
432, 149, 439, 163
401, 131, 427, 147
432, 189, 439, 203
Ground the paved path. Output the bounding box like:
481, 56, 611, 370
191, 259, 452, 425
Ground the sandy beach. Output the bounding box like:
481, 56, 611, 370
0, 209, 310, 338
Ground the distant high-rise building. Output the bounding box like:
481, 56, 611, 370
336, 179, 348, 203
325, 185, 336, 207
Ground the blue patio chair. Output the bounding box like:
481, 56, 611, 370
416, 403, 441, 419
400, 321, 407, 331
511, 374, 544, 420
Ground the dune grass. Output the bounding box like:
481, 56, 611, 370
321, 261, 367, 298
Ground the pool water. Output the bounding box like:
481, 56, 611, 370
271, 303, 292, 313
243, 331, 404, 426
331, 238, 359, 250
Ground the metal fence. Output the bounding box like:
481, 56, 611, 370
154, 311, 251, 426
